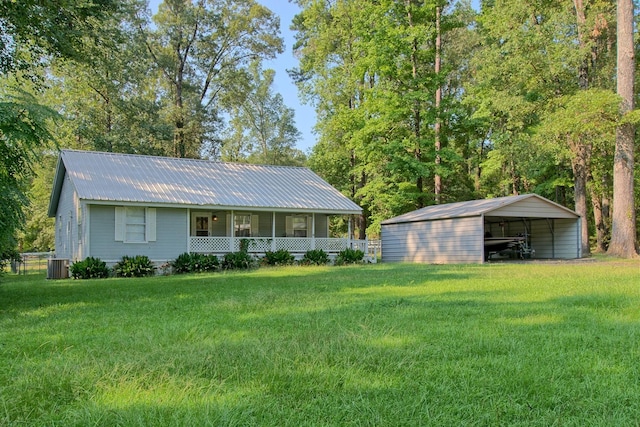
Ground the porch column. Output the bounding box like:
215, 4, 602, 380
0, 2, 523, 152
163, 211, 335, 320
272, 212, 276, 251
186, 208, 191, 253
230, 210, 235, 252
348, 215, 352, 248
311, 213, 316, 250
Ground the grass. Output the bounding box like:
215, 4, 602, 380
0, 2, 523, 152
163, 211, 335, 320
1, 260, 639, 426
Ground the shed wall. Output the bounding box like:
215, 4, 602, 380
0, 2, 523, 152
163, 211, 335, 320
382, 216, 484, 263
530, 218, 580, 259
89, 205, 188, 262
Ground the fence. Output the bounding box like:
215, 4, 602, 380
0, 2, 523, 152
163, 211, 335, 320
4, 252, 55, 275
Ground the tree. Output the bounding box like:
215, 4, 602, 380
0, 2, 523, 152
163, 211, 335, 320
467, 0, 618, 255
608, 0, 637, 257
0, 88, 57, 257
142, 0, 283, 158
221, 64, 305, 165
0, 0, 121, 78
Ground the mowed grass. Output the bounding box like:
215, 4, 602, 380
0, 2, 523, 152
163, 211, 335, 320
1, 260, 639, 426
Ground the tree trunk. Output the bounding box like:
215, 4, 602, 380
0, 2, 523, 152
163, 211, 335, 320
589, 187, 607, 252
407, 1, 425, 209
572, 142, 591, 256
608, 0, 637, 257
434, 5, 442, 204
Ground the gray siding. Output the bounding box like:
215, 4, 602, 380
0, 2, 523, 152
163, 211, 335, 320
54, 174, 79, 260
382, 217, 484, 264
490, 198, 577, 219
530, 218, 580, 259
89, 205, 188, 262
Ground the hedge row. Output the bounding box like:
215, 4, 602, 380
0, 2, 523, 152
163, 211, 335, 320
70, 248, 366, 279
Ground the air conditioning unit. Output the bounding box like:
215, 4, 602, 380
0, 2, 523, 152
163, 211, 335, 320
47, 258, 69, 279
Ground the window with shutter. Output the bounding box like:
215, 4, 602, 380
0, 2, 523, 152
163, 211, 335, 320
115, 207, 156, 243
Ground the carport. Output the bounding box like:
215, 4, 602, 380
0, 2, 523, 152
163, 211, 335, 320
380, 194, 581, 264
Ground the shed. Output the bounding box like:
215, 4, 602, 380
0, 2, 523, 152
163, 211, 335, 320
380, 194, 581, 264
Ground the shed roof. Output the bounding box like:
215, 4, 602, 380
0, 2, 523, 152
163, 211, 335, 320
381, 194, 579, 225
48, 150, 362, 216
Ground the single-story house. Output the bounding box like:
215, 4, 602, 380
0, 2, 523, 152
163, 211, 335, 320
48, 150, 364, 265
381, 194, 581, 264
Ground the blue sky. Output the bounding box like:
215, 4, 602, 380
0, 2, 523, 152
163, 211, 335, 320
149, 1, 480, 153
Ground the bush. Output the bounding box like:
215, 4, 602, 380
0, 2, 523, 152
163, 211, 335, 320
301, 249, 329, 266
113, 255, 156, 278
70, 257, 110, 279
334, 248, 365, 265
262, 249, 295, 266
172, 252, 219, 274
222, 251, 255, 270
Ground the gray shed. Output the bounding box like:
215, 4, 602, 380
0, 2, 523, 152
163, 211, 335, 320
381, 194, 581, 264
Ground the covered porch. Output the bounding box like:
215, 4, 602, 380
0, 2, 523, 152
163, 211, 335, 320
187, 209, 367, 256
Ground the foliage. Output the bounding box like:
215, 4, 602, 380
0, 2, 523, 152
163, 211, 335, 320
300, 249, 330, 266
171, 252, 220, 274
0, 0, 122, 77
221, 251, 255, 271
69, 257, 109, 279
0, 248, 20, 278
113, 255, 156, 278
143, 0, 283, 158
2, 261, 640, 425
0, 88, 57, 258
262, 249, 295, 266
221, 62, 305, 165
334, 247, 365, 265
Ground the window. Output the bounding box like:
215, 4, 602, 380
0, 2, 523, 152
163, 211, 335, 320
235, 214, 252, 237
126, 207, 146, 242
286, 215, 309, 237
195, 216, 209, 236
115, 207, 156, 243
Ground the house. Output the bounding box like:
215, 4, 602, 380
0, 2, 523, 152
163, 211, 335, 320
381, 194, 581, 264
48, 150, 364, 265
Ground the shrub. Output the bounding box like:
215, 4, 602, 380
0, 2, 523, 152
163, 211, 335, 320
301, 249, 329, 266
70, 257, 110, 279
171, 253, 219, 274
334, 248, 365, 265
222, 251, 255, 270
262, 249, 295, 266
113, 255, 156, 278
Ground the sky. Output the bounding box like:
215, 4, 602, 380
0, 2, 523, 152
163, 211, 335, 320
149, 0, 480, 153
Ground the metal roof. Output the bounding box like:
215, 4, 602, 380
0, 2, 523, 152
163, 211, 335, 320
48, 150, 362, 215
381, 194, 578, 225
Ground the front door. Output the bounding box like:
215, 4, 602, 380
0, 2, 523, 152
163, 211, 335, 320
191, 212, 212, 237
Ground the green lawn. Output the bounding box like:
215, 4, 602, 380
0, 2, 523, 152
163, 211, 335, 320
1, 260, 639, 426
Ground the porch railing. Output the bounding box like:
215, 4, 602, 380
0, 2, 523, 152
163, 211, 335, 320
189, 236, 367, 255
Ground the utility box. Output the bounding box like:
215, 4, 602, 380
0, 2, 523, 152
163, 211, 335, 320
47, 258, 69, 279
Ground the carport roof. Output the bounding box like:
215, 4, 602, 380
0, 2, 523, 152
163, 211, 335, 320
381, 194, 579, 225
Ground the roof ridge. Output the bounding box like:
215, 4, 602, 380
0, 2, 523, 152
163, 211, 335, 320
60, 149, 310, 171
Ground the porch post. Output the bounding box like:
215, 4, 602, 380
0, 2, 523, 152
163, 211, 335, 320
230, 210, 235, 252
348, 215, 352, 249
187, 208, 191, 253
272, 212, 276, 251
311, 213, 316, 250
